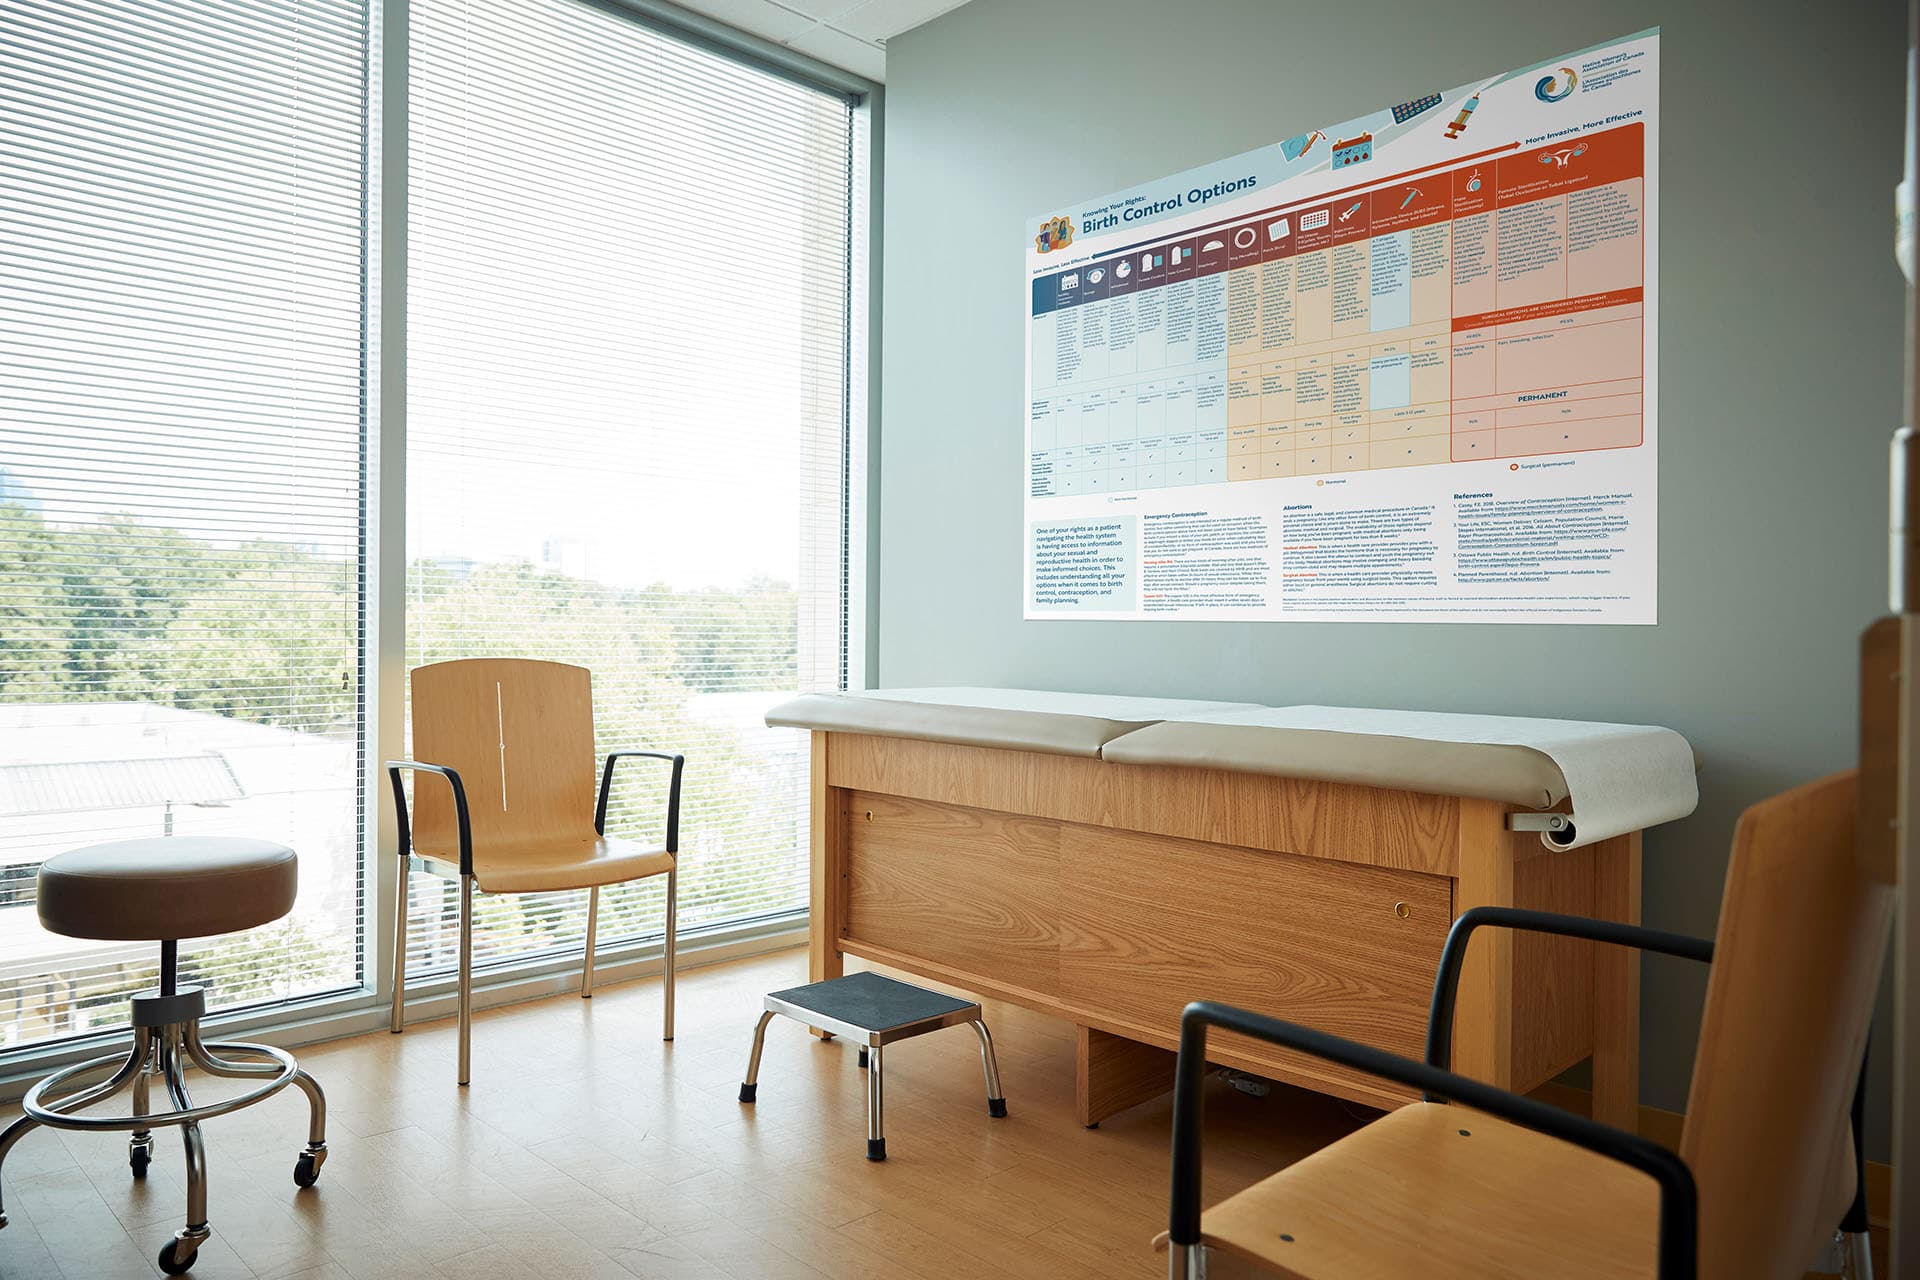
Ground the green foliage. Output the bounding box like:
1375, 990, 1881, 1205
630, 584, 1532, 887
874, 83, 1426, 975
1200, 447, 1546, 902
0, 503, 800, 736
1, 504, 811, 975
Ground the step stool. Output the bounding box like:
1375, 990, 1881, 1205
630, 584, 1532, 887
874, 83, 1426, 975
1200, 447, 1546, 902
737, 971, 1007, 1161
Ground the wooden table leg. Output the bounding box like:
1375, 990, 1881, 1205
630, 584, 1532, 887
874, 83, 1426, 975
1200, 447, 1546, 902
1591, 830, 1643, 1131
1076, 1026, 1177, 1128
1450, 800, 1515, 1091
809, 731, 847, 1037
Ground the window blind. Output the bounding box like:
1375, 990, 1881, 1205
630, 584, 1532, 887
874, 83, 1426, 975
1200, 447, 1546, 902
404, 0, 853, 974
0, 0, 368, 1045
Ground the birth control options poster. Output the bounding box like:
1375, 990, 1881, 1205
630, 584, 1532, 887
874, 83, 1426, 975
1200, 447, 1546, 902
1023, 30, 1658, 622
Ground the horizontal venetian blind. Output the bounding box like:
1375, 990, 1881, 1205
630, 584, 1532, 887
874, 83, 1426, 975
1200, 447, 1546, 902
0, 0, 368, 1045
403, 0, 852, 973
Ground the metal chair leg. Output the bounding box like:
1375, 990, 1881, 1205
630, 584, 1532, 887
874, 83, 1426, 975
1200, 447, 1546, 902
662, 869, 677, 1041
1168, 1241, 1206, 1279
0, 1113, 41, 1230
581, 885, 599, 998
457, 873, 474, 1086
390, 852, 409, 1034
1840, 1229, 1875, 1280
865, 1042, 885, 1161
971, 1019, 1008, 1117
1840, 1051, 1874, 1279
738, 1010, 776, 1103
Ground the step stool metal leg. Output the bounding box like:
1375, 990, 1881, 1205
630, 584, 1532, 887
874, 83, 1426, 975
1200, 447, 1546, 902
866, 1042, 885, 1161
971, 1019, 1008, 1117
738, 1010, 775, 1103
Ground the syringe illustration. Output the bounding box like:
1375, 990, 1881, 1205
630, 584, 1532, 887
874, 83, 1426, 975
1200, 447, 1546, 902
1444, 84, 1494, 139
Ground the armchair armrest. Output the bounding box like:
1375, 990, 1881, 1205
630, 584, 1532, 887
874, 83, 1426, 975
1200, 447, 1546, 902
596, 751, 686, 850
385, 759, 472, 876
1168, 1001, 1698, 1280
1425, 906, 1713, 1076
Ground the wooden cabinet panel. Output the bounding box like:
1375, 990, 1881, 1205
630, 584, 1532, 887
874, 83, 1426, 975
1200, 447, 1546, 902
845, 792, 1064, 997
826, 733, 1458, 873
1055, 824, 1450, 1103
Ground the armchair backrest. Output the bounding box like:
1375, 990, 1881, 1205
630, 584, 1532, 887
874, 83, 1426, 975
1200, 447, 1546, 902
1679, 770, 1892, 1279
408, 659, 599, 860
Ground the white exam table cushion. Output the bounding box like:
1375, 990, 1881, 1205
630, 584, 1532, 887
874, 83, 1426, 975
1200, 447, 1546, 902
764, 687, 1264, 759
1102, 705, 1699, 849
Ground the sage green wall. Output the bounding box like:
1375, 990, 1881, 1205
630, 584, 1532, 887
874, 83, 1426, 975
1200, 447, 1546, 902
877, 0, 1906, 1153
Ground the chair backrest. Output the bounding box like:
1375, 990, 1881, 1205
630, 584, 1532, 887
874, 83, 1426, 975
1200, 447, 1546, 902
408, 659, 599, 860
1679, 770, 1893, 1279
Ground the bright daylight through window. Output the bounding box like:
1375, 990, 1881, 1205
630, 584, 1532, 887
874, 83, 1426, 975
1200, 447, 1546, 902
0, 0, 860, 1050
402, 0, 855, 975
0, 0, 370, 1044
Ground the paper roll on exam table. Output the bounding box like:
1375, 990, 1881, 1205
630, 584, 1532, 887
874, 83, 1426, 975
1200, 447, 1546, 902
767, 688, 1699, 1130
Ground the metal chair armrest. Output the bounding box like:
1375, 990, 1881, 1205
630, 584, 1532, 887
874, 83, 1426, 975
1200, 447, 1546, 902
384, 759, 472, 876
596, 751, 687, 850
1168, 1000, 1698, 1280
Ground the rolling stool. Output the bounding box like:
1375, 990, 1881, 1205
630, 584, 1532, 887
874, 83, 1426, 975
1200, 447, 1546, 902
0, 837, 329, 1275
737, 971, 1006, 1161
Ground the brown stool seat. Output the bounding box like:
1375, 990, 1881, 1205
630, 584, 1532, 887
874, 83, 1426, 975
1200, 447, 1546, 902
37, 837, 297, 942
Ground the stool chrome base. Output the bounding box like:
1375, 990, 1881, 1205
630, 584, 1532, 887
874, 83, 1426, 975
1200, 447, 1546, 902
0, 984, 327, 1275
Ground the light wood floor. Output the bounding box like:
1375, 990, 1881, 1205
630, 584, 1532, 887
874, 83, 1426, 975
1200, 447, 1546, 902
0, 945, 1373, 1279
1, 947, 1883, 1280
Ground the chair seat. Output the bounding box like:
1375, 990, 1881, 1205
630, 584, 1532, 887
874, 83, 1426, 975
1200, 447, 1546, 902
417, 834, 674, 894
37, 837, 297, 942
1160, 1102, 1658, 1279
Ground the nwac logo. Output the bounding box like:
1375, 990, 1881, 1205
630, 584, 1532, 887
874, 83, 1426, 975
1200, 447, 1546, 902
1534, 67, 1578, 102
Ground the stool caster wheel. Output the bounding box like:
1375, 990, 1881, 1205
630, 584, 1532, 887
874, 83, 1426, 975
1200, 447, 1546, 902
157, 1239, 198, 1275
294, 1147, 325, 1188
129, 1138, 153, 1179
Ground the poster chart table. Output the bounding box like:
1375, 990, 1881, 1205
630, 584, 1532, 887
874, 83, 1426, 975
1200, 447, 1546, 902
768, 688, 1698, 1128
1029, 122, 1646, 492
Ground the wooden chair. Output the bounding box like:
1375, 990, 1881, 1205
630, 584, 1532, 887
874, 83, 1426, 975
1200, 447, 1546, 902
1162, 770, 1890, 1280
386, 659, 686, 1085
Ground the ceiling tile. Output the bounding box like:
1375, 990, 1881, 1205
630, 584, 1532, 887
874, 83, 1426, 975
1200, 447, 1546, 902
671, 0, 819, 43
786, 23, 887, 81
831, 0, 970, 42
769, 0, 866, 19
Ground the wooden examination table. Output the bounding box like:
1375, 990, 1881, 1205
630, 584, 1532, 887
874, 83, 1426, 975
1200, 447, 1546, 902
766, 689, 1698, 1130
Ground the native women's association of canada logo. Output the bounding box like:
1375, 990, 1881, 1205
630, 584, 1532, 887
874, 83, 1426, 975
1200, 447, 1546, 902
1534, 66, 1578, 102
1035, 215, 1074, 253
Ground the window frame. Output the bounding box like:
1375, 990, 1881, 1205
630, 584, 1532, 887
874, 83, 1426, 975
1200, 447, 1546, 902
0, 0, 879, 1096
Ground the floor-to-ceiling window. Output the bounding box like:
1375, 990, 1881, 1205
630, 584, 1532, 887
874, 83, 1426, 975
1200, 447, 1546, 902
0, 0, 864, 1054
0, 0, 370, 1044
401, 0, 856, 974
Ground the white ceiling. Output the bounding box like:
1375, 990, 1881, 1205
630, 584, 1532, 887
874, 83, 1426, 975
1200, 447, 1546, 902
674, 0, 971, 82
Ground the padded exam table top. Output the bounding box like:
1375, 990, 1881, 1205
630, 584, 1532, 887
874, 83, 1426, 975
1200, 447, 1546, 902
768, 689, 1701, 849
764, 686, 1262, 758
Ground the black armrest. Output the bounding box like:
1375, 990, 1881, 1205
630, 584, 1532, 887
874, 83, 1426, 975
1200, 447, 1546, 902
385, 759, 472, 876
597, 751, 686, 849
1426, 906, 1713, 1076
1168, 1001, 1698, 1279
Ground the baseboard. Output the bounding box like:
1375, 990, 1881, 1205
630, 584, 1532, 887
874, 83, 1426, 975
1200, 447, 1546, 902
1530, 1082, 1892, 1231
